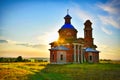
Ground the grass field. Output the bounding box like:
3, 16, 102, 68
0, 61, 120, 80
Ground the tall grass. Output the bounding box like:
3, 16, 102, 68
0, 62, 120, 80
0, 62, 48, 80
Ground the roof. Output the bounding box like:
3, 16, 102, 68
64, 14, 72, 19
85, 48, 99, 52
61, 24, 76, 29
51, 45, 69, 50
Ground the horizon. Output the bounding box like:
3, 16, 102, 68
0, 56, 120, 61
0, 0, 120, 60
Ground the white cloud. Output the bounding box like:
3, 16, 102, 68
71, 8, 92, 21
97, 3, 118, 14
98, 15, 120, 29
97, 0, 120, 35
101, 27, 112, 35
70, 4, 94, 22
97, 0, 120, 15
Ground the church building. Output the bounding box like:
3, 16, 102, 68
49, 13, 99, 64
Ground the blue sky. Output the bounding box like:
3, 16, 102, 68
0, 0, 120, 59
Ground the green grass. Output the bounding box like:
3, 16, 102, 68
0, 62, 120, 80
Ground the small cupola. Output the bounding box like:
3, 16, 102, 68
84, 20, 92, 26
64, 14, 72, 24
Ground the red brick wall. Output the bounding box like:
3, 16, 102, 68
66, 50, 74, 62
58, 29, 77, 42
50, 50, 57, 63
84, 52, 99, 63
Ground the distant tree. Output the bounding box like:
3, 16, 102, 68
44, 60, 48, 62
16, 56, 23, 62
0, 57, 4, 62
22, 59, 29, 62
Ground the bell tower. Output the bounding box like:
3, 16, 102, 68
84, 20, 94, 48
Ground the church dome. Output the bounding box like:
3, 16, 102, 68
59, 14, 76, 30
61, 24, 75, 29
58, 14, 78, 42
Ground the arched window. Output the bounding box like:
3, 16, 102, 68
90, 55, 92, 61
52, 54, 54, 60
60, 54, 63, 60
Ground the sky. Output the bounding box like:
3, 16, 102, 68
0, 0, 120, 60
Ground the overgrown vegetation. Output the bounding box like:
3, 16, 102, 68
0, 61, 120, 80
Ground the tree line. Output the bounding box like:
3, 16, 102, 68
0, 56, 26, 62
0, 56, 48, 62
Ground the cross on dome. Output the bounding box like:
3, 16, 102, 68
67, 9, 69, 15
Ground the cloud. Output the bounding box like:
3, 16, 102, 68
7, 40, 18, 44
0, 39, 48, 50
0, 40, 8, 43
16, 43, 29, 47
70, 1, 120, 35
98, 15, 120, 29
97, 0, 120, 29
0, 39, 49, 57
71, 5, 94, 21
0, 39, 23, 44
16, 43, 48, 49
0, 43, 49, 58
97, 0, 120, 15
97, 3, 117, 14
101, 27, 112, 35
97, 43, 120, 60
96, 0, 120, 34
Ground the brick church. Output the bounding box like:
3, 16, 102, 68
49, 13, 99, 64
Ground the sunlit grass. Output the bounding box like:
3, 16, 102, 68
0, 62, 48, 80
0, 61, 120, 80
